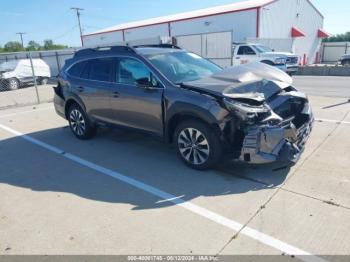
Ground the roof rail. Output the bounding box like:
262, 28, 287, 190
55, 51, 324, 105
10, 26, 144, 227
132, 44, 181, 49
74, 45, 135, 57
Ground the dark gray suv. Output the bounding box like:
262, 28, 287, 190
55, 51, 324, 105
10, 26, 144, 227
54, 45, 313, 170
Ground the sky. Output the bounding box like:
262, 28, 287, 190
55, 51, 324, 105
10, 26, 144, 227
1, 0, 349, 47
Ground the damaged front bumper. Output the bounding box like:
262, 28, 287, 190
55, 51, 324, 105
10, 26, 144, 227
239, 116, 314, 164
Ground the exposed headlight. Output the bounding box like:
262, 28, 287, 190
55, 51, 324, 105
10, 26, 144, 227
223, 98, 270, 124
274, 57, 286, 65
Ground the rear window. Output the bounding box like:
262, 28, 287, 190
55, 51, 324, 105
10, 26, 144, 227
68, 61, 87, 77
88, 58, 115, 82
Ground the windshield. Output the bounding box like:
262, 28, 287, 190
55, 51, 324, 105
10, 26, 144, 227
144, 51, 222, 84
253, 45, 273, 53
0, 61, 18, 72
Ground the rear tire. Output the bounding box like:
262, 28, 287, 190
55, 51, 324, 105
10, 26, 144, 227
68, 103, 96, 140
342, 60, 350, 66
8, 78, 19, 90
39, 77, 49, 85
174, 120, 222, 170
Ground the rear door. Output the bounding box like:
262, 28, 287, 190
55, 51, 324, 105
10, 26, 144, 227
68, 57, 116, 122
109, 57, 164, 136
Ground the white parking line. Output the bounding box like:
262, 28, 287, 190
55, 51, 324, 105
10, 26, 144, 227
0, 123, 327, 262
316, 118, 350, 125
0, 106, 53, 119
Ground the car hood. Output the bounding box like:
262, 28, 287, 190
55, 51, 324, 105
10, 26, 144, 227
263, 51, 296, 57
182, 62, 293, 103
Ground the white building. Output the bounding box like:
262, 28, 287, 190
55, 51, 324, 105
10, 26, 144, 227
82, 0, 328, 65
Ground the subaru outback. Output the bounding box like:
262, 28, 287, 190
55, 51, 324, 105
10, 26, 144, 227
54, 45, 313, 170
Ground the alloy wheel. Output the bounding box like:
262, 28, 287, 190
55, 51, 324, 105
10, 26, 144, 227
69, 109, 86, 136
178, 128, 210, 165
9, 79, 19, 90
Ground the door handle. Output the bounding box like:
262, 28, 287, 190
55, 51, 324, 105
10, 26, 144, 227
236, 57, 241, 59
77, 86, 84, 92
113, 91, 120, 98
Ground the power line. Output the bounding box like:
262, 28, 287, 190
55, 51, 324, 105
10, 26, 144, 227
16, 32, 26, 48
52, 25, 79, 41
71, 7, 84, 47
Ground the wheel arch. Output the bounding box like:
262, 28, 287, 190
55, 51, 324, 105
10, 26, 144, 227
260, 60, 275, 65
166, 111, 222, 144
64, 97, 86, 119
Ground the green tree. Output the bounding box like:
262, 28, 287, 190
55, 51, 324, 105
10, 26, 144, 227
43, 39, 54, 50
3, 41, 24, 52
42, 39, 68, 50
26, 40, 41, 51
323, 32, 350, 42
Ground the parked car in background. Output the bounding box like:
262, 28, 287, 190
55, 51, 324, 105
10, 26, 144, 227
0, 59, 51, 90
339, 53, 350, 66
232, 43, 299, 75
54, 45, 313, 170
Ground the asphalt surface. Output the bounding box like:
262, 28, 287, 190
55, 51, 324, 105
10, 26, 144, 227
0, 77, 349, 260
293, 76, 350, 98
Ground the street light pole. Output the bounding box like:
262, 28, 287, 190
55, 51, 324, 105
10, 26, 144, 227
16, 32, 26, 48
71, 7, 84, 46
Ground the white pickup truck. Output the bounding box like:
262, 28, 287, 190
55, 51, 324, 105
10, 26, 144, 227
232, 43, 299, 74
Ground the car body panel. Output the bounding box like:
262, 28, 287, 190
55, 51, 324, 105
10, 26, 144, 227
54, 46, 313, 165
232, 44, 299, 73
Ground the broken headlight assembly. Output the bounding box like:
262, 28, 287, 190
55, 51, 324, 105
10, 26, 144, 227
223, 98, 271, 124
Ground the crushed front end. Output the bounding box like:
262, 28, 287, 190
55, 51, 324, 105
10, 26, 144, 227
223, 83, 314, 165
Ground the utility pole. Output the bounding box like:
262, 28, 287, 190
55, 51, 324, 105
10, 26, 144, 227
71, 7, 84, 46
16, 32, 26, 48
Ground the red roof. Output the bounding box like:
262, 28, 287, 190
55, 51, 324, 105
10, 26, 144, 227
318, 29, 329, 38
291, 27, 306, 38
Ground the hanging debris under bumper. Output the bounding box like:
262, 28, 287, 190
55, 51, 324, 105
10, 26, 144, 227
240, 115, 314, 164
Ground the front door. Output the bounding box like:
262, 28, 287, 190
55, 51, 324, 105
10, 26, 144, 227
235, 45, 258, 65
110, 57, 164, 136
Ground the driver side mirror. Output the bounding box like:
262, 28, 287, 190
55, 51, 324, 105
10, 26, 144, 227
136, 76, 159, 89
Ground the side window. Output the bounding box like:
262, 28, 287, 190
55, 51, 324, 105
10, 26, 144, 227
238, 46, 256, 55
68, 61, 87, 78
117, 58, 159, 87
88, 58, 115, 82
80, 62, 90, 79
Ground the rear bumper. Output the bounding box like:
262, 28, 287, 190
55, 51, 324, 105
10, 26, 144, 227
54, 93, 66, 119
239, 110, 313, 165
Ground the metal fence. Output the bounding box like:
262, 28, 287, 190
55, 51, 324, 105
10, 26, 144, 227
0, 49, 78, 109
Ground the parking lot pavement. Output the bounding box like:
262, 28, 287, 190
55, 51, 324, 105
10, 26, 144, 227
0, 95, 350, 258
293, 76, 350, 98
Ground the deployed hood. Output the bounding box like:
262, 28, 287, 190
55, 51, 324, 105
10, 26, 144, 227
183, 62, 293, 102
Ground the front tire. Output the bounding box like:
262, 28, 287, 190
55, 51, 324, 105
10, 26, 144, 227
174, 120, 222, 170
68, 104, 96, 140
